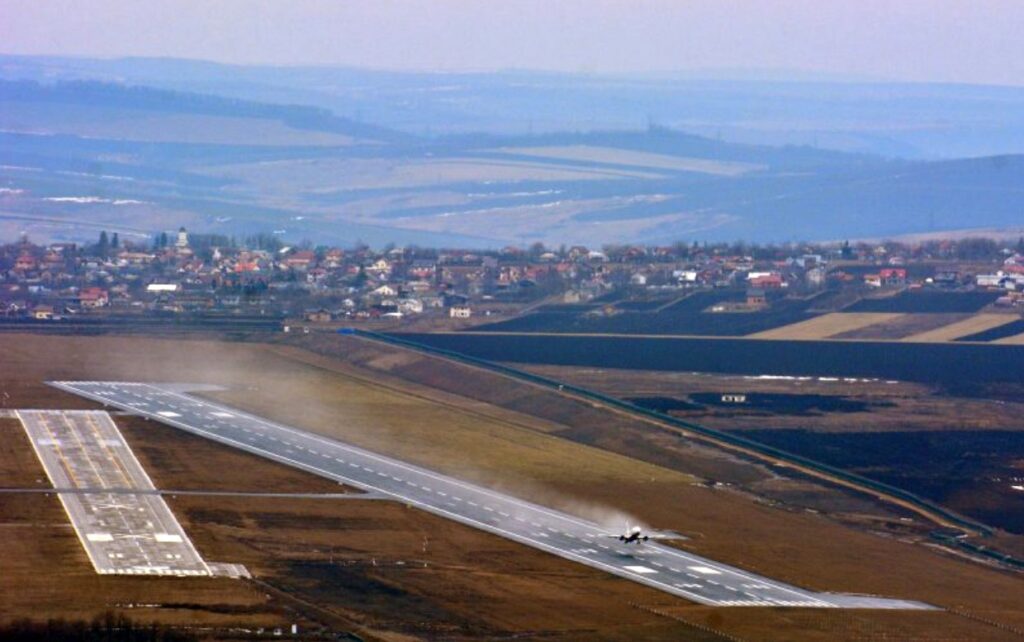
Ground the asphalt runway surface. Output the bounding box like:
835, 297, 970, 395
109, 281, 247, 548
50, 381, 933, 609
16, 409, 211, 576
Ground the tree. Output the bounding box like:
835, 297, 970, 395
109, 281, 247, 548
353, 265, 368, 287
111, 232, 119, 250
97, 231, 109, 257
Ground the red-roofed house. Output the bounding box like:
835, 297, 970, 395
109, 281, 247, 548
79, 287, 109, 309
285, 250, 316, 270
749, 274, 784, 289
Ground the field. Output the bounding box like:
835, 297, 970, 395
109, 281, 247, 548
494, 145, 761, 175
964, 319, 1024, 342
749, 312, 902, 339
520, 365, 1024, 537
903, 313, 1021, 342
996, 330, 1024, 344
845, 291, 1001, 313
400, 331, 1024, 385
3, 332, 1024, 640
473, 291, 822, 336
755, 311, 1024, 342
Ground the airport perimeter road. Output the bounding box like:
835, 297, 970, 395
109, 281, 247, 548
51, 381, 932, 609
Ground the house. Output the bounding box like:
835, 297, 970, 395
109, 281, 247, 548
79, 287, 109, 309
323, 248, 345, 268
449, 305, 472, 319
31, 304, 55, 320
674, 270, 698, 284
369, 258, 392, 276
303, 308, 332, 323
146, 283, 180, 293
397, 298, 424, 315
805, 266, 827, 287
14, 254, 37, 272
976, 272, 1005, 288
408, 259, 437, 279
372, 284, 398, 297
879, 268, 907, 287
285, 250, 316, 271
749, 274, 784, 289
746, 288, 767, 307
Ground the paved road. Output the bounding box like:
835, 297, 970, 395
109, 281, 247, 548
50, 381, 933, 609
16, 409, 211, 576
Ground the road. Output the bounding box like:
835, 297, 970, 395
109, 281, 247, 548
50, 381, 933, 609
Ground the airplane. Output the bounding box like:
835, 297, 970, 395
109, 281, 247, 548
610, 525, 675, 544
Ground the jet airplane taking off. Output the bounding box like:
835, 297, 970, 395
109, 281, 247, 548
613, 525, 674, 544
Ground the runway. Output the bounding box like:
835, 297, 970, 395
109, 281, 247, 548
16, 409, 213, 576
50, 381, 933, 609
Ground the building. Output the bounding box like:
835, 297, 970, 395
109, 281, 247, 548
303, 308, 332, 323
449, 305, 472, 319
746, 288, 767, 307
879, 268, 907, 287
78, 287, 109, 309
285, 250, 316, 271
146, 283, 180, 293
175, 227, 189, 249
31, 304, 55, 320
749, 273, 784, 289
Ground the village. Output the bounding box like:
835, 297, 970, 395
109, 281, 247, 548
2, 228, 1024, 329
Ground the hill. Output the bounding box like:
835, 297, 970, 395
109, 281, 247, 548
6, 54, 1024, 158
3, 75, 1024, 247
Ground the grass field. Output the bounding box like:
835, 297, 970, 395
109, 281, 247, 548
903, 313, 1021, 342
748, 312, 902, 339
3, 332, 1024, 640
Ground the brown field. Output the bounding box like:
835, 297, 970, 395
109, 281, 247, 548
832, 312, 971, 340
1, 332, 1024, 640
902, 313, 1021, 342
495, 145, 761, 175
748, 312, 903, 339
995, 331, 1024, 345
519, 364, 1024, 435
206, 155, 658, 196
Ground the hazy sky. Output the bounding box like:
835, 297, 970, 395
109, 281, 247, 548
4, 0, 1024, 84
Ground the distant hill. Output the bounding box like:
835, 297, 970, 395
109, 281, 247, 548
5, 55, 1024, 158
0, 79, 408, 145
2, 73, 1024, 248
